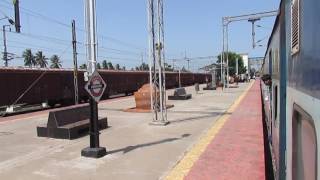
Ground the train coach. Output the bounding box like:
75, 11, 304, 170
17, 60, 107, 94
260, 0, 320, 179
0, 68, 210, 109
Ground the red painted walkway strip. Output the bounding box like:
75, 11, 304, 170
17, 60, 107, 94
185, 81, 265, 180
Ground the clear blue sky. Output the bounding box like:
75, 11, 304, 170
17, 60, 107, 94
0, 0, 279, 71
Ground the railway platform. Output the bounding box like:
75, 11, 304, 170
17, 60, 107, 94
166, 80, 266, 180
0, 81, 266, 180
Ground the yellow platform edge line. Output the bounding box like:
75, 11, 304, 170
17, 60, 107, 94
165, 81, 256, 180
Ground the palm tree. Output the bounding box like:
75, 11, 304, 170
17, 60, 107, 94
107, 62, 114, 70
35, 51, 48, 68
22, 49, 36, 67
115, 64, 120, 70
102, 60, 108, 69
50, 55, 62, 69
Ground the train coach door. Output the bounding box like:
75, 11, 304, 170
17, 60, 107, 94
269, 50, 273, 137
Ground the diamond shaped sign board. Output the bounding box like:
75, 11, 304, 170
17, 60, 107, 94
85, 70, 107, 102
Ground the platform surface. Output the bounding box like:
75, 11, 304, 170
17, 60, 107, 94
166, 80, 265, 180
0, 82, 255, 180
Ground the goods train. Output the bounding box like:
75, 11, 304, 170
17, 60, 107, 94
260, 0, 320, 179
0, 68, 210, 109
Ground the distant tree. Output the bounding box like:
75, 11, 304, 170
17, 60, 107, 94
122, 66, 126, 70
102, 60, 108, 69
79, 63, 87, 69
136, 62, 149, 71
35, 51, 48, 68
217, 52, 246, 76
115, 64, 120, 70
107, 62, 114, 70
97, 63, 101, 69
131, 68, 135, 71
22, 49, 36, 67
50, 55, 62, 69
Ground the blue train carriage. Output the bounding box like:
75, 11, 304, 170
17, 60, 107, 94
285, 0, 320, 179
262, 0, 320, 179
269, 17, 281, 180
261, 6, 282, 179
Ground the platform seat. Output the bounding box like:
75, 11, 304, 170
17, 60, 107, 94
168, 87, 192, 100
37, 104, 108, 140
203, 82, 217, 90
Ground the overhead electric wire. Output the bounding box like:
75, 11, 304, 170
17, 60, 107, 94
1, 0, 145, 51
3, 30, 144, 59
168, 56, 217, 62
6, 30, 72, 45
0, 5, 10, 19
1, 0, 147, 65
76, 52, 140, 63
0, 38, 142, 58
1, 40, 72, 53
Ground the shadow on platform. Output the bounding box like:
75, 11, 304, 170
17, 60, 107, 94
108, 134, 191, 154
169, 112, 230, 124
169, 110, 225, 115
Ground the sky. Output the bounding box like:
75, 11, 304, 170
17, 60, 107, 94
0, 0, 280, 71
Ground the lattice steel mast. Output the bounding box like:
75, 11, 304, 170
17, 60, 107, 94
148, 0, 168, 125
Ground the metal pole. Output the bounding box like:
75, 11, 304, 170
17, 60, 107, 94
147, 0, 155, 117
89, 0, 99, 148
148, 0, 167, 125
185, 50, 190, 71
226, 24, 229, 88
178, 69, 181, 88
248, 18, 260, 49
148, 0, 158, 122
236, 58, 239, 75
172, 59, 175, 70
157, 0, 164, 122
81, 0, 106, 158
251, 21, 255, 48
221, 18, 225, 89
88, 0, 97, 74
141, 52, 144, 65
3, 26, 8, 67
159, 0, 167, 121
72, 20, 79, 105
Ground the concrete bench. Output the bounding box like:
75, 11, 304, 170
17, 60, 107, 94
37, 104, 108, 140
168, 87, 192, 100
203, 82, 217, 90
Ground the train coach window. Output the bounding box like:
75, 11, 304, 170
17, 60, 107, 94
291, 0, 300, 55
292, 105, 317, 180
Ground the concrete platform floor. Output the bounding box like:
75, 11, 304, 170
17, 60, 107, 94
0, 82, 250, 180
